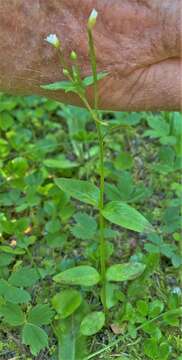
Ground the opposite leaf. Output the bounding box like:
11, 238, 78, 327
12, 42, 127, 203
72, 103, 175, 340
41, 81, 75, 92
55, 178, 100, 207
53, 265, 100, 286
106, 263, 146, 282
82, 72, 109, 87
102, 201, 153, 233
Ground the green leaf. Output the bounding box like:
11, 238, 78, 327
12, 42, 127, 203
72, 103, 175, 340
55, 315, 88, 360
55, 178, 99, 207
52, 290, 82, 319
53, 265, 100, 286
102, 201, 153, 233
9, 266, 40, 288
80, 312, 105, 336
22, 323, 48, 356
0, 302, 25, 326
106, 263, 146, 282
71, 212, 97, 240
27, 304, 54, 326
144, 115, 170, 138
136, 300, 149, 317
159, 342, 171, 360
43, 155, 79, 169
41, 81, 75, 92
0, 253, 14, 267
9, 157, 28, 176
114, 152, 133, 170
45, 219, 61, 234
82, 72, 108, 87
101, 283, 120, 309
0, 112, 14, 130
0, 279, 30, 304
142, 323, 162, 339
144, 339, 171, 360
144, 338, 158, 359
0, 245, 25, 255
149, 300, 164, 318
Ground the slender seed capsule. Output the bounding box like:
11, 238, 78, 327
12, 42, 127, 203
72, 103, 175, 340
88, 9, 98, 30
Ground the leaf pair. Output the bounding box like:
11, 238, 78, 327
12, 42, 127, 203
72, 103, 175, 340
53, 265, 100, 287
52, 289, 105, 336
55, 178, 153, 233
53, 263, 146, 288
41, 72, 108, 93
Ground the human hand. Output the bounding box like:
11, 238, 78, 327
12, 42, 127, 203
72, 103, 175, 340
0, 0, 181, 111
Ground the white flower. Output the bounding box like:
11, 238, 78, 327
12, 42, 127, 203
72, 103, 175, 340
45, 34, 60, 48
88, 9, 98, 29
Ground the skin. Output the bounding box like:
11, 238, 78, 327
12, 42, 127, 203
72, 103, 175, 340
0, 0, 181, 111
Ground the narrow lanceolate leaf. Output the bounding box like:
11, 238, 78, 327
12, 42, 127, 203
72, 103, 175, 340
53, 265, 100, 286
80, 312, 105, 336
55, 178, 100, 207
0, 245, 25, 255
52, 290, 82, 319
102, 201, 153, 233
41, 81, 75, 92
82, 72, 109, 87
106, 263, 146, 282
22, 323, 48, 356
0, 302, 25, 326
43, 157, 79, 169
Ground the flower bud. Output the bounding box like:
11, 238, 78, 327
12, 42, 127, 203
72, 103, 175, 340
63, 68, 69, 77
70, 51, 78, 61
45, 34, 60, 49
88, 9, 98, 30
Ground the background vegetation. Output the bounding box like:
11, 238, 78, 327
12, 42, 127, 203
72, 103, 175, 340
0, 93, 181, 359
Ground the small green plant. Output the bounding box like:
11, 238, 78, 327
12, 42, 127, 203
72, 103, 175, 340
42, 9, 151, 301
41, 8, 158, 358
0, 8, 181, 360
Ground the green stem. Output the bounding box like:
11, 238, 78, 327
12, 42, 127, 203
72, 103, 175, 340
88, 28, 98, 111
87, 27, 107, 314
96, 122, 107, 314
78, 98, 107, 312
